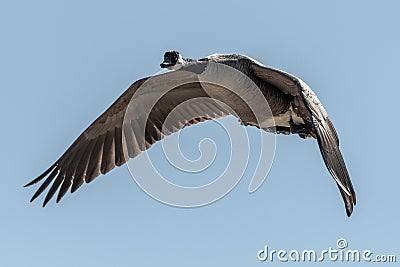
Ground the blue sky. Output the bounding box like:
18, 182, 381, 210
1, 0, 399, 266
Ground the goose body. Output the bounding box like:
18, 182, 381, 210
25, 51, 356, 216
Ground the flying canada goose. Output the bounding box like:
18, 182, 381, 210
25, 51, 356, 216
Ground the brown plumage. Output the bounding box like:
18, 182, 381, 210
25, 51, 356, 216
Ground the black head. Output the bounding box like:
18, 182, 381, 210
160, 50, 181, 68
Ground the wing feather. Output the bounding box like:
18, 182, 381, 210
251, 62, 356, 216
25, 73, 230, 206
86, 133, 106, 183
114, 127, 124, 167
29, 167, 59, 202
43, 172, 65, 207
101, 129, 115, 174
71, 139, 96, 193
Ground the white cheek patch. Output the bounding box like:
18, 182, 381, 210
168, 54, 185, 70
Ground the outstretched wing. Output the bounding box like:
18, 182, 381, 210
25, 71, 230, 206
252, 63, 356, 216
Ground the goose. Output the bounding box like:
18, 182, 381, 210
25, 50, 356, 216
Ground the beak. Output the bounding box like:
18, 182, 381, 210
160, 61, 173, 68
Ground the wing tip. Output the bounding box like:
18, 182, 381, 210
24, 163, 58, 187
42, 195, 52, 207
24, 181, 34, 188
345, 191, 356, 217
346, 209, 352, 217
